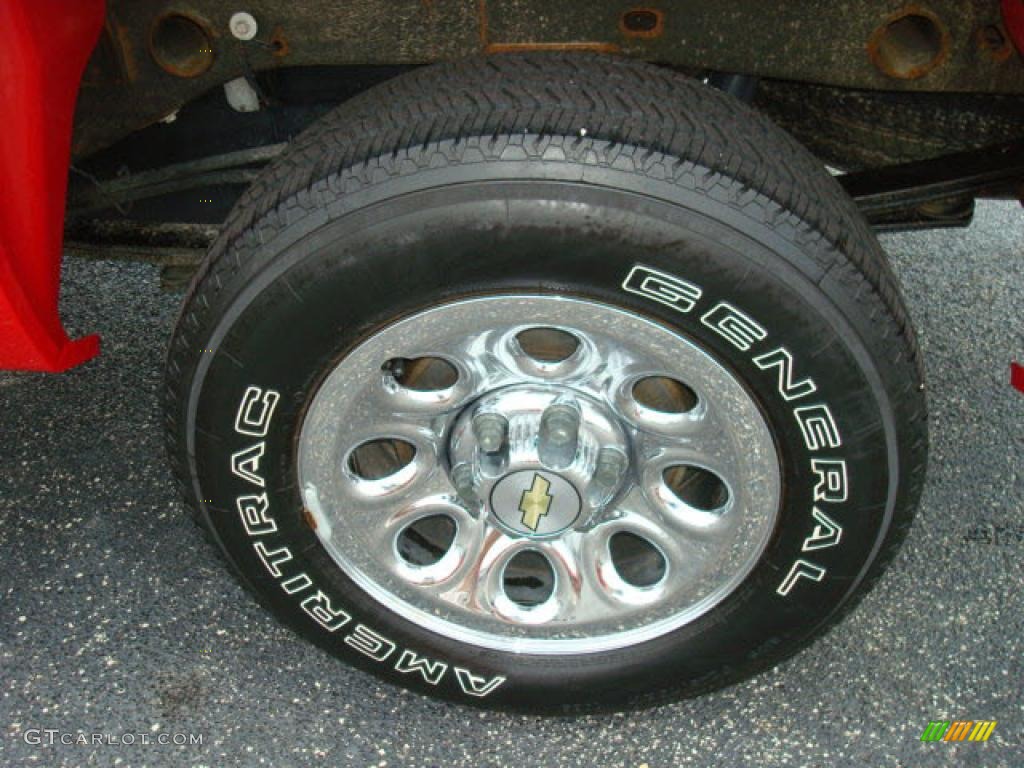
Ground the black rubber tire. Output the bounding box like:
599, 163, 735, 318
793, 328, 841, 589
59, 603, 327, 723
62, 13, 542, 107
165, 53, 928, 712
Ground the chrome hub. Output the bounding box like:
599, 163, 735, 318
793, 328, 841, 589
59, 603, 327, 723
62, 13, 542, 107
448, 385, 630, 538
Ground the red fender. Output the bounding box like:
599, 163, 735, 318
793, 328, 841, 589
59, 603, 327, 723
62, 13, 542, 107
0, 0, 103, 371
1004, 0, 1024, 57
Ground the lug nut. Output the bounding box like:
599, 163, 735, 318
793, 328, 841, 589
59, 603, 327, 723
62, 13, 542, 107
472, 412, 508, 454
542, 404, 578, 444
451, 462, 479, 509
594, 447, 628, 488
538, 402, 580, 468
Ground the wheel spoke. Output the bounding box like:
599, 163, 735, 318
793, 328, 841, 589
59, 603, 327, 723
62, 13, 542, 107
459, 526, 525, 617
536, 537, 586, 622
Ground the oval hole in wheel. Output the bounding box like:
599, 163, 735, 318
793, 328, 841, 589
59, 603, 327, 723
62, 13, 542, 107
632, 376, 698, 414
515, 328, 580, 363
348, 438, 416, 480
397, 515, 457, 567
503, 550, 556, 607
663, 465, 729, 512
383, 357, 458, 391
609, 531, 667, 588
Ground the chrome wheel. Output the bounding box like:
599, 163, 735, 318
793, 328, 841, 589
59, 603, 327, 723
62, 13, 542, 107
298, 295, 780, 654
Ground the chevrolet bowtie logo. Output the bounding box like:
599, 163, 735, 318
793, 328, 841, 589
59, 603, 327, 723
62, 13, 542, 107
519, 473, 553, 531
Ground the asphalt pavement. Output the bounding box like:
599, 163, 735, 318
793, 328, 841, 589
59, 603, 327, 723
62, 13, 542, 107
1, 201, 1022, 767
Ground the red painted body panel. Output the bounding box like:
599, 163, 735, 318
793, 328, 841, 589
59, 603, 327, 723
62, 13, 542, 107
1004, 0, 1024, 56
0, 0, 103, 372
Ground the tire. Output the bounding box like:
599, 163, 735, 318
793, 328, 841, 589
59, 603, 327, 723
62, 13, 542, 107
165, 53, 927, 712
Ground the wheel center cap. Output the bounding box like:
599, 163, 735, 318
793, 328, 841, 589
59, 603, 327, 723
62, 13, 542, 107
490, 469, 582, 537
448, 384, 631, 538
